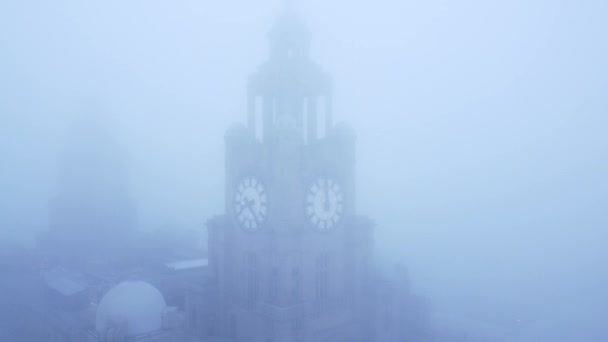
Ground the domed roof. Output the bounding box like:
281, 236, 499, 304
96, 281, 166, 337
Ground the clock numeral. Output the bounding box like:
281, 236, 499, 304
306, 177, 344, 231
235, 177, 267, 232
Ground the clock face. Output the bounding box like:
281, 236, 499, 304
234, 177, 268, 231
306, 177, 344, 231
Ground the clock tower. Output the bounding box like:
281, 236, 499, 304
207, 9, 374, 342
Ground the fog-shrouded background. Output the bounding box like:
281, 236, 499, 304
1, 0, 607, 340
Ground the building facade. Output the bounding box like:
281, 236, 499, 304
205, 10, 375, 342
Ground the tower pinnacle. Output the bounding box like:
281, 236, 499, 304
284, 0, 294, 11
247, 9, 331, 145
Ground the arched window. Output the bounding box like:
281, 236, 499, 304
269, 267, 279, 302
292, 267, 301, 300
246, 252, 258, 303
315, 253, 330, 310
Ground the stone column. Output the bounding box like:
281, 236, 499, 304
307, 96, 318, 143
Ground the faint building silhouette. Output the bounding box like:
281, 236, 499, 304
38, 113, 137, 267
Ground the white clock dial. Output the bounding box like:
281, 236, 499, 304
306, 177, 344, 231
234, 177, 268, 231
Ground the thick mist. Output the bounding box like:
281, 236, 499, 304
1, 0, 607, 341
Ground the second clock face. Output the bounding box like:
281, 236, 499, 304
306, 177, 344, 231
234, 177, 267, 231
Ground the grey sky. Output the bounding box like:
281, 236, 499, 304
1, 0, 607, 340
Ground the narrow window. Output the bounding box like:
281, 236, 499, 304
247, 252, 258, 302
269, 267, 279, 301
315, 253, 330, 309
291, 317, 303, 337
292, 267, 301, 300
255, 97, 263, 141
317, 97, 326, 139
302, 99, 309, 144
272, 98, 279, 125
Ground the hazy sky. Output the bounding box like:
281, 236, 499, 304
1, 0, 607, 340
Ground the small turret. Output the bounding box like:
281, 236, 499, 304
247, 8, 332, 146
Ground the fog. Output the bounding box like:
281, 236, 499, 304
1, 0, 607, 341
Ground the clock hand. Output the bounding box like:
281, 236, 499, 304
323, 180, 331, 212
242, 197, 261, 223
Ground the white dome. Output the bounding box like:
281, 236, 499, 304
96, 281, 166, 337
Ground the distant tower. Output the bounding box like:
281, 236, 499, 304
41, 114, 137, 266
207, 9, 374, 342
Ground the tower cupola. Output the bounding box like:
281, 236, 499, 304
247, 9, 332, 146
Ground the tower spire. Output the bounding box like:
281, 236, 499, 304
285, 0, 294, 11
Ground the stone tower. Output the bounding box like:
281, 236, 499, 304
41, 114, 137, 266
207, 9, 374, 342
